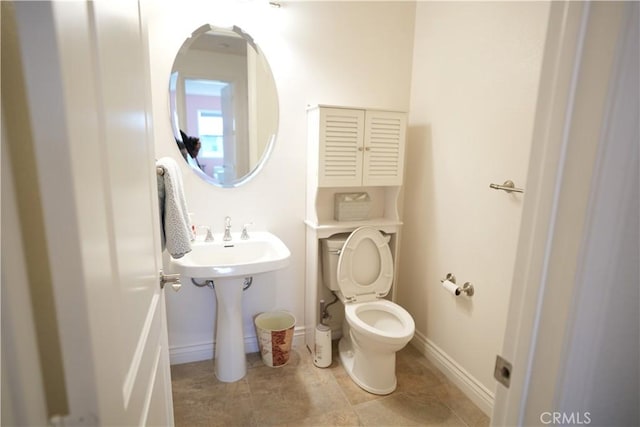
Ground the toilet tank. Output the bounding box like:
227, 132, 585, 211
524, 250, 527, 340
321, 234, 349, 291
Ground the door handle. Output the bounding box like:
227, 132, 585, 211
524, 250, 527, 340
159, 271, 182, 292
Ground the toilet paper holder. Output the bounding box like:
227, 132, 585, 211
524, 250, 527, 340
440, 273, 475, 297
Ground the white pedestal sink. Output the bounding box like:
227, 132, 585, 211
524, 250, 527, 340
170, 231, 291, 382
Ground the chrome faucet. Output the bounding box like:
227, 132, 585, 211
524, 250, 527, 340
223, 216, 232, 241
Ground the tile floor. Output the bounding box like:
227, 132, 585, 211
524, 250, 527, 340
170, 343, 490, 427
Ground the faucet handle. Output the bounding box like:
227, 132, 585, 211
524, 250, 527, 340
204, 227, 214, 242
241, 222, 253, 240
225, 216, 231, 227
197, 225, 214, 242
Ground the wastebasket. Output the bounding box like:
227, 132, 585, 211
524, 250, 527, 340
254, 311, 296, 367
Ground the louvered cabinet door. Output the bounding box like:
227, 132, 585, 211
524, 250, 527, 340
318, 108, 366, 187
362, 111, 407, 186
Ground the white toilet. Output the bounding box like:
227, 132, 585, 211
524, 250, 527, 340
321, 226, 415, 395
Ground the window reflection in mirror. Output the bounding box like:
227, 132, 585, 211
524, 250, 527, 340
169, 25, 278, 187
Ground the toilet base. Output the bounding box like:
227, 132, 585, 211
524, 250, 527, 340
338, 336, 397, 395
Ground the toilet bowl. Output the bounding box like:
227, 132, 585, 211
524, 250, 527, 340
321, 226, 415, 395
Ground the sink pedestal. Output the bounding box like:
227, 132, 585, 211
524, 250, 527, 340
213, 277, 246, 382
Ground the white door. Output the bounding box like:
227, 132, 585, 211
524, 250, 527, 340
12, 1, 173, 425
492, 2, 638, 425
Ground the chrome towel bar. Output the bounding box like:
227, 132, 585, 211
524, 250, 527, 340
489, 180, 524, 194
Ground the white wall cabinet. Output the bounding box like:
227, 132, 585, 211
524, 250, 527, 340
304, 105, 407, 353
308, 106, 407, 187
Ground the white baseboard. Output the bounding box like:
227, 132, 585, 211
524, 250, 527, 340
169, 326, 307, 365
169, 341, 214, 365
410, 330, 494, 416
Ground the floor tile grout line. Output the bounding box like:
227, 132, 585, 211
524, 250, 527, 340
326, 356, 367, 426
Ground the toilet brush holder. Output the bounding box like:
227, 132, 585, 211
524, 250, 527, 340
314, 323, 332, 368
314, 299, 332, 368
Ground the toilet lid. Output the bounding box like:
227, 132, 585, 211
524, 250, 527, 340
337, 226, 393, 302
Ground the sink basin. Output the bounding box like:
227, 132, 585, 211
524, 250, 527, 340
169, 231, 291, 383
171, 231, 291, 278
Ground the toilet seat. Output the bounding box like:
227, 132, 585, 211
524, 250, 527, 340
337, 226, 393, 302
345, 299, 415, 341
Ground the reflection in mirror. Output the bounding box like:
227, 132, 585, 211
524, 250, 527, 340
169, 25, 278, 187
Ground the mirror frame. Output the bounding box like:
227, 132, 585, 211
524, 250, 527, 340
169, 24, 279, 188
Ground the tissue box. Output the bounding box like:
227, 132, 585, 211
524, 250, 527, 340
334, 192, 371, 221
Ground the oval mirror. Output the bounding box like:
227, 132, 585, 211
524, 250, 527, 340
169, 24, 278, 187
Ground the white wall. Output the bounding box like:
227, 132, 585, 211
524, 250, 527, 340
143, 0, 416, 363
397, 1, 549, 413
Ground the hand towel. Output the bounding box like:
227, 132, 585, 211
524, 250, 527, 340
156, 157, 192, 258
